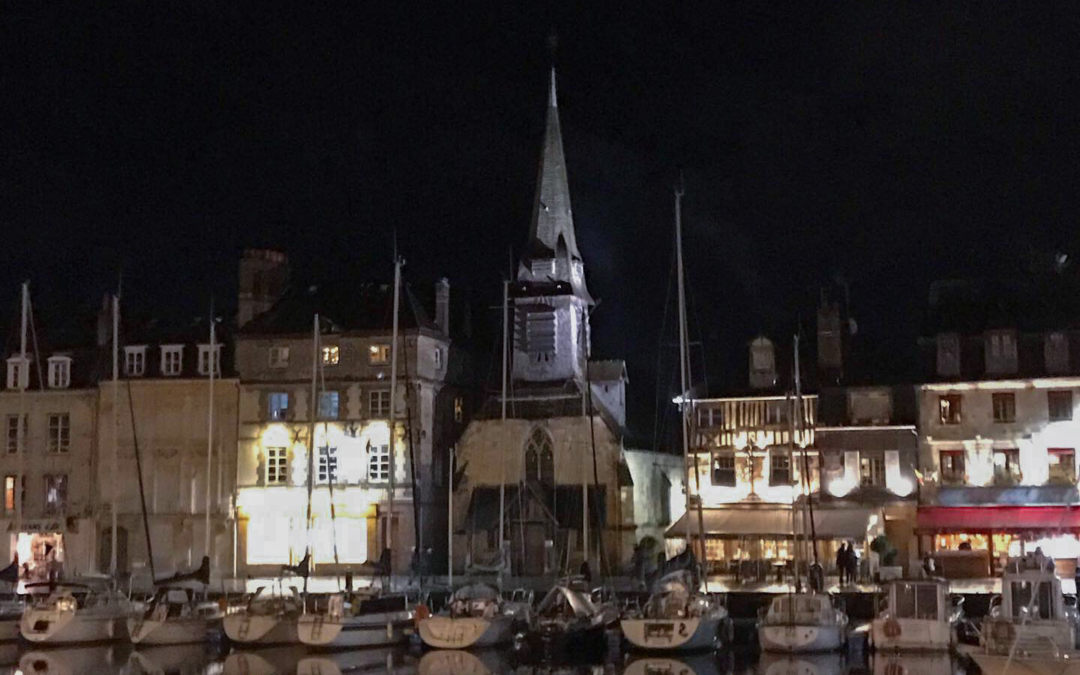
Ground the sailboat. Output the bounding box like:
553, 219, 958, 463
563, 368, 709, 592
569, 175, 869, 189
620, 183, 731, 654
758, 338, 848, 654
225, 314, 324, 647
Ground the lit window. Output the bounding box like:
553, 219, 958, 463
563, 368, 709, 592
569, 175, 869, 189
860, 455, 885, 487
161, 345, 183, 376
993, 448, 1021, 485
322, 346, 340, 366
269, 346, 290, 369
769, 451, 792, 485
319, 391, 340, 420
124, 346, 146, 376
317, 447, 338, 483
5, 357, 28, 390
1049, 390, 1073, 422
47, 356, 71, 389
992, 393, 1016, 423
434, 348, 443, 369
453, 397, 463, 423
6, 415, 26, 454
48, 414, 70, 453
940, 450, 965, 484
267, 392, 289, 421
197, 344, 221, 376
4, 475, 24, 513
369, 390, 391, 417
368, 344, 390, 365
938, 395, 962, 425
712, 454, 736, 487
44, 474, 67, 514
265, 447, 288, 485
1049, 448, 1076, 483
368, 444, 390, 482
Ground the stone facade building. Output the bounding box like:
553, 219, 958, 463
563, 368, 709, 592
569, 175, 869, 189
233, 253, 469, 580
452, 70, 634, 577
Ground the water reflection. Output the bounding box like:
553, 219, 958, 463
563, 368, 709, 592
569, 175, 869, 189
0, 642, 982, 675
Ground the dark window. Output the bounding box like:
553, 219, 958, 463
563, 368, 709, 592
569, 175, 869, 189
770, 452, 791, 485
765, 401, 789, 425
318, 392, 340, 420
937, 334, 960, 377
711, 454, 736, 487
268, 392, 289, 421
1049, 448, 1076, 483
939, 395, 962, 425
992, 393, 1016, 423
1049, 391, 1073, 421
860, 456, 885, 486
993, 448, 1021, 485
940, 450, 965, 484
657, 472, 672, 526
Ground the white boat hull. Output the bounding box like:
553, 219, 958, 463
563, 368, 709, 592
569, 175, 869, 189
971, 653, 1080, 675
223, 613, 300, 645
20, 608, 126, 644
418, 615, 516, 649
128, 616, 219, 645
870, 617, 952, 651
759, 624, 846, 653
297, 612, 412, 648
621, 616, 723, 652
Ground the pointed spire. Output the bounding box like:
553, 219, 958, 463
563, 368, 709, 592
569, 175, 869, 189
526, 67, 583, 268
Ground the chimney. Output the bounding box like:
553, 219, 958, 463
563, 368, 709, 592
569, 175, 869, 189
435, 278, 450, 335
749, 336, 778, 389
96, 295, 111, 348
817, 294, 843, 382
238, 249, 290, 328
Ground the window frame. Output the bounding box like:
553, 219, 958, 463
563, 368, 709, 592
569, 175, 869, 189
321, 345, 340, 366
267, 392, 289, 421
369, 390, 391, 418
992, 392, 1016, 423
318, 391, 340, 420
317, 446, 338, 484
5, 415, 26, 454
368, 444, 391, 482
860, 455, 886, 487
1049, 448, 1076, 483
1048, 390, 1074, 422
938, 395, 963, 425
769, 451, 792, 486
47, 356, 72, 389
940, 449, 966, 484
265, 447, 288, 485
124, 346, 146, 377
711, 453, 737, 487
43, 474, 68, 515
368, 344, 390, 365
6, 357, 28, 390
160, 345, 184, 377
197, 344, 221, 376
993, 447, 1021, 484
268, 346, 290, 369
47, 413, 70, 454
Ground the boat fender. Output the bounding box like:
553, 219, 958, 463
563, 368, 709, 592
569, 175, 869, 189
883, 618, 902, 638
414, 603, 431, 626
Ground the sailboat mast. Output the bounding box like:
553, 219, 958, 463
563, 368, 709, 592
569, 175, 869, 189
387, 258, 402, 584
15, 283, 28, 546
794, 334, 818, 570
674, 182, 699, 565
304, 314, 319, 595
498, 279, 508, 589
204, 306, 216, 561
111, 294, 119, 577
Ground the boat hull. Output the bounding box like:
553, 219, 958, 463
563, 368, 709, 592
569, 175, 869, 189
20, 609, 125, 644
870, 617, 952, 651
297, 612, 412, 648
128, 616, 220, 645
759, 624, 846, 653
223, 613, 300, 645
418, 615, 516, 649
621, 616, 724, 652
971, 653, 1080, 675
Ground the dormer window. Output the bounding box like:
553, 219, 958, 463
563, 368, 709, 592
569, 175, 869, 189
197, 344, 221, 376
124, 346, 146, 376
936, 334, 960, 378
5, 357, 28, 391
268, 346, 290, 369
1046, 332, 1069, 375
986, 330, 1018, 375
161, 345, 183, 376
47, 356, 72, 389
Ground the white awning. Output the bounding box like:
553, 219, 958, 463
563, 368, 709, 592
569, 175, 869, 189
666, 505, 877, 540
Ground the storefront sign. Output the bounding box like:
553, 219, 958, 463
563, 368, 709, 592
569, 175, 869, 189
6, 520, 63, 534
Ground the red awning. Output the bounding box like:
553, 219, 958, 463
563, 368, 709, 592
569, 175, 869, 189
917, 506, 1080, 533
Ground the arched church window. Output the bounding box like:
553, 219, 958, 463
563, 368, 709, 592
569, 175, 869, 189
525, 427, 555, 486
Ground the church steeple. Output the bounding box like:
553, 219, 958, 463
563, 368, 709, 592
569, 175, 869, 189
519, 68, 591, 303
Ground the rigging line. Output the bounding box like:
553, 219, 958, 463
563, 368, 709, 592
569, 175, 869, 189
125, 378, 155, 580
398, 315, 422, 567
316, 344, 341, 589
685, 262, 709, 396
652, 236, 678, 455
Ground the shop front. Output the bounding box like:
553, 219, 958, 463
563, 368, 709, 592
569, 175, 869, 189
666, 504, 883, 581
3, 518, 96, 581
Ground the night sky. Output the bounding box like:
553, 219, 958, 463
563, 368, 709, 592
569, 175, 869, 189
3, 4, 1080, 443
